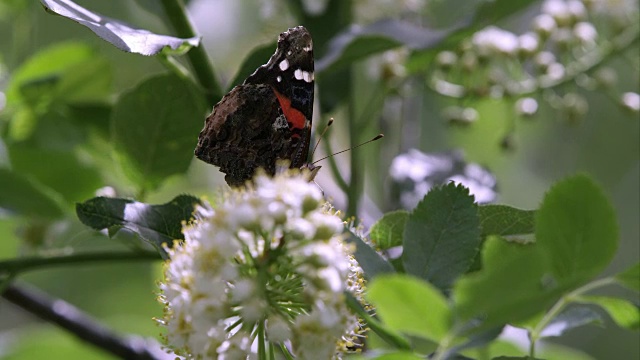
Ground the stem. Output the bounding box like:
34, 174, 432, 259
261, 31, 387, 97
280, 343, 295, 360
344, 292, 411, 350
528, 277, 617, 357
268, 341, 276, 360
346, 82, 387, 216
257, 319, 266, 360
2, 282, 160, 360
323, 134, 350, 193
159, 0, 222, 104
157, 53, 192, 80
431, 332, 456, 360
0, 251, 160, 276
347, 81, 361, 217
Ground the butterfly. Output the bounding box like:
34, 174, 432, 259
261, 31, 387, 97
194, 26, 316, 187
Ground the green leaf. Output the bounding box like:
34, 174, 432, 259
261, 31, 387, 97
67, 103, 112, 136
539, 305, 603, 337
453, 236, 558, 329
575, 295, 640, 330
535, 174, 619, 287
344, 230, 395, 279
370, 210, 409, 249
478, 205, 536, 237
345, 292, 411, 351
615, 263, 640, 292
367, 274, 451, 342
447, 326, 504, 355
317, 19, 453, 74
76, 195, 204, 257
226, 42, 276, 91
536, 343, 596, 360
316, 19, 458, 112
402, 182, 481, 291
6, 42, 111, 110
472, 0, 538, 26
40, 0, 199, 56
53, 56, 112, 104
0, 168, 65, 219
9, 144, 103, 204
368, 353, 423, 360
111, 73, 208, 190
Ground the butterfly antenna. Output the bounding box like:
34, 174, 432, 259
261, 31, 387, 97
310, 117, 334, 159
312, 134, 384, 164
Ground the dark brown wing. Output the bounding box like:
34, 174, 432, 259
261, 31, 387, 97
194, 84, 305, 187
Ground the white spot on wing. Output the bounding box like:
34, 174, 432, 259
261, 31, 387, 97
273, 114, 288, 130
276, 76, 282, 83
303, 71, 313, 83
279, 59, 289, 71
294, 69, 303, 80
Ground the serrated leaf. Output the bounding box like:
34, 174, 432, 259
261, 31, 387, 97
226, 42, 276, 91
478, 205, 535, 237
402, 182, 481, 292
40, 0, 199, 56
76, 194, 203, 257
535, 175, 619, 287
453, 236, 559, 330
0, 168, 65, 219
111, 73, 207, 190
615, 263, 640, 292
367, 274, 451, 342
575, 295, 640, 330
344, 229, 394, 280
370, 210, 409, 249
539, 305, 603, 337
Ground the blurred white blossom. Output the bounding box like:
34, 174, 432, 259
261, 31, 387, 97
429, 0, 638, 126
516, 97, 540, 117
472, 26, 519, 57
621, 92, 640, 112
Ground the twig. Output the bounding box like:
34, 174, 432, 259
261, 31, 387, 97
0, 251, 160, 276
2, 282, 165, 360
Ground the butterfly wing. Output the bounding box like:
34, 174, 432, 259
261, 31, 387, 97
195, 84, 293, 186
194, 26, 315, 186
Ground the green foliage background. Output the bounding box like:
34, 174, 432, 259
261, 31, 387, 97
0, 0, 637, 359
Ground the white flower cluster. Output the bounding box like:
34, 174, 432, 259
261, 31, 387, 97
158, 171, 359, 359
430, 0, 639, 131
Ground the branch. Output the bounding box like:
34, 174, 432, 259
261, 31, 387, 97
0, 251, 160, 276
2, 282, 168, 360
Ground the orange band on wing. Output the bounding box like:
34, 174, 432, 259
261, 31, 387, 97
272, 88, 306, 135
